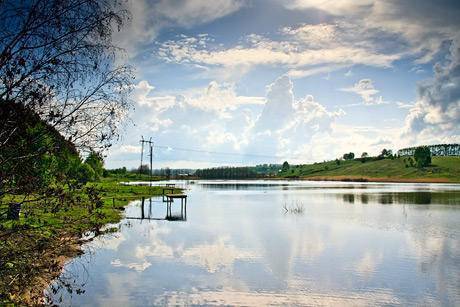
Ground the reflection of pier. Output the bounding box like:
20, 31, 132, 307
126, 194, 187, 222
164, 194, 187, 221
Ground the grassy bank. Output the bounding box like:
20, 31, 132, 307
279, 157, 460, 183
0, 178, 180, 304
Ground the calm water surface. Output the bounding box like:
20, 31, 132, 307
49, 181, 460, 306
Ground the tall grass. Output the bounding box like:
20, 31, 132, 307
283, 201, 305, 215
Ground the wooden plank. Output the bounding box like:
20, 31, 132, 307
165, 194, 187, 198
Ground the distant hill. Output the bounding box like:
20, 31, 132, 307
279, 157, 460, 183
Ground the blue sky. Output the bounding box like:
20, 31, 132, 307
106, 0, 460, 169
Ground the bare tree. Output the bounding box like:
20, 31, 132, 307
0, 0, 133, 151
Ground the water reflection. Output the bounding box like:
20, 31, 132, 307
48, 181, 460, 306
125, 197, 187, 222
339, 191, 460, 205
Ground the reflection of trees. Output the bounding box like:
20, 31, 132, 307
338, 191, 460, 205
343, 194, 355, 204
200, 183, 291, 190
46, 266, 88, 305
408, 192, 431, 204
378, 194, 394, 204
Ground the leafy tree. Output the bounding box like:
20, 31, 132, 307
105, 167, 127, 177
343, 152, 355, 160
77, 163, 96, 184
379, 149, 393, 159
282, 161, 290, 172
414, 146, 431, 168
0, 102, 81, 194
138, 164, 150, 175
165, 167, 171, 178
361, 152, 369, 158
85, 151, 104, 180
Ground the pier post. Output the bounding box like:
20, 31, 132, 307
141, 197, 145, 219
181, 198, 183, 217
148, 198, 152, 218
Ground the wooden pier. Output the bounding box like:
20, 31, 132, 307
164, 193, 187, 220
125, 186, 188, 221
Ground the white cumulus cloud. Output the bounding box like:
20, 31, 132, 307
403, 40, 460, 144
341, 79, 384, 105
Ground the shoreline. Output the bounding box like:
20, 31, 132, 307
295, 176, 456, 184
1, 180, 180, 305
178, 176, 459, 184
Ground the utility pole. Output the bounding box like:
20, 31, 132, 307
139, 137, 154, 186
139, 136, 144, 175
149, 139, 153, 187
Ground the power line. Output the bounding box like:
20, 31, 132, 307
154, 145, 314, 162
110, 157, 259, 165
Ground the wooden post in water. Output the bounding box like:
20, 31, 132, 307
141, 197, 145, 219
181, 198, 183, 217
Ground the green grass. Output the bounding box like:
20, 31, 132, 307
1, 177, 180, 232
0, 177, 180, 304
280, 157, 460, 182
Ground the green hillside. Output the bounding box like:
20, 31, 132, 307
279, 157, 460, 183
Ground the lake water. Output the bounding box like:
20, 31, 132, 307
48, 181, 460, 306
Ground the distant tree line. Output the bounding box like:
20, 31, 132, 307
398, 144, 460, 156
195, 167, 259, 179
105, 164, 282, 180
254, 164, 282, 176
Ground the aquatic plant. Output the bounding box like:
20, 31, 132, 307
282, 201, 305, 215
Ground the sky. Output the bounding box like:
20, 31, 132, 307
106, 0, 460, 169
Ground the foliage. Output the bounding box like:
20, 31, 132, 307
104, 167, 128, 177
398, 143, 460, 157
0, 102, 81, 194
379, 148, 393, 159
165, 167, 171, 178
77, 163, 96, 184
84, 151, 104, 180
343, 152, 355, 160
138, 164, 150, 175
282, 161, 290, 171
414, 146, 432, 168
361, 152, 369, 158
195, 167, 259, 179
253, 164, 281, 176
